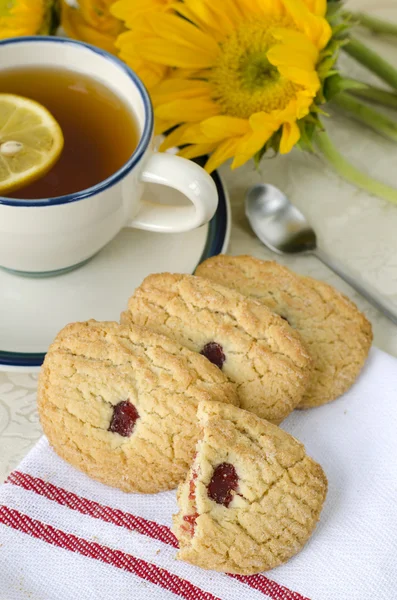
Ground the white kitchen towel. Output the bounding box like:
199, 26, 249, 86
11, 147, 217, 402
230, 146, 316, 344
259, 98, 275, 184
0, 347, 396, 600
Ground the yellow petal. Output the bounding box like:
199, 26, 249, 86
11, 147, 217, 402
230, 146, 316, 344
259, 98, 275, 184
172, 0, 223, 38
112, 0, 173, 27
138, 39, 216, 69
151, 79, 212, 106
61, 3, 118, 54
180, 124, 211, 144
112, 0, 151, 21
267, 44, 317, 72
272, 28, 319, 62
249, 112, 279, 131
159, 124, 193, 151
172, 68, 210, 80
155, 98, 220, 122
148, 13, 220, 57
200, 116, 250, 141
276, 65, 320, 92
135, 64, 168, 91
116, 51, 168, 90
274, 94, 311, 124
155, 118, 182, 135
79, 0, 122, 35
115, 27, 153, 52
183, 0, 223, 28
205, 0, 243, 30
294, 90, 315, 118
274, 100, 298, 123
204, 137, 241, 172
232, 127, 275, 169
177, 118, 250, 145
280, 121, 301, 153
178, 143, 218, 160
171, 3, 211, 31
242, 0, 284, 16
281, 0, 332, 49
237, 0, 264, 15
302, 0, 327, 16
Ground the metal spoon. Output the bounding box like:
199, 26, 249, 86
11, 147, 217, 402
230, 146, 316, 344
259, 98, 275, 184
245, 183, 397, 325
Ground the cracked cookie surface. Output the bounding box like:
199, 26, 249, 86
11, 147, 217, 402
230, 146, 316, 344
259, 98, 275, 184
38, 320, 239, 493
121, 273, 312, 423
196, 255, 373, 408
173, 401, 328, 574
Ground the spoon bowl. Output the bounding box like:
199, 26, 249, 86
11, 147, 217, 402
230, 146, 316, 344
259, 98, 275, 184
245, 183, 397, 325
245, 184, 317, 254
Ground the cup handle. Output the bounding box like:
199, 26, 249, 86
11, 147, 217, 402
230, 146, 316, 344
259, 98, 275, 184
126, 153, 218, 232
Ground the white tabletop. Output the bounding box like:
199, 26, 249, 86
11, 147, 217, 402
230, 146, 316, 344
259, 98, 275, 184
1, 0, 397, 482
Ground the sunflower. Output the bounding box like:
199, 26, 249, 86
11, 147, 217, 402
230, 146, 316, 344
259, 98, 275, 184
111, 0, 174, 90
0, 0, 53, 38
61, 0, 123, 54
115, 0, 332, 171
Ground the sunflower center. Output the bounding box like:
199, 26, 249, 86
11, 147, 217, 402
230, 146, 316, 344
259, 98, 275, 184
239, 52, 279, 90
211, 18, 300, 119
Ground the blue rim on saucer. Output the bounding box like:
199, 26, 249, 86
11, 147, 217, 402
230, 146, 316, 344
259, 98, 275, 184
0, 36, 154, 207
0, 164, 229, 369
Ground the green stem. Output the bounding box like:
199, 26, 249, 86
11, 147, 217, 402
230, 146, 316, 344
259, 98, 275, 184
345, 11, 397, 37
341, 77, 397, 110
343, 37, 397, 91
332, 92, 397, 142
313, 130, 397, 205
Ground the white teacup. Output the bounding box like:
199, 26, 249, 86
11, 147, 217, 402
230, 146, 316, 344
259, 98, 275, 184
0, 37, 218, 275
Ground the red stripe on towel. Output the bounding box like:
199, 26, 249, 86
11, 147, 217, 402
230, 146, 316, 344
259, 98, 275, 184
0, 506, 221, 600
7, 471, 178, 547
6, 471, 310, 600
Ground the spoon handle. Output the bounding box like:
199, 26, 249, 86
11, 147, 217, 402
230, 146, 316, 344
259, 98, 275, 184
313, 247, 397, 325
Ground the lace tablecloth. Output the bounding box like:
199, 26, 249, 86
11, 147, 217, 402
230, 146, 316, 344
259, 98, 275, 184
1, 0, 397, 482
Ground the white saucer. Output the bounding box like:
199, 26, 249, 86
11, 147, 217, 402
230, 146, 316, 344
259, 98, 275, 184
0, 168, 230, 371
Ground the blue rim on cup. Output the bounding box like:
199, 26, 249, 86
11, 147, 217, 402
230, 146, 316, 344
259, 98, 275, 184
0, 36, 154, 208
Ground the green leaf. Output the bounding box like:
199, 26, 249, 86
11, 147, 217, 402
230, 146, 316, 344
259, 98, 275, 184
297, 120, 318, 153
253, 129, 282, 166
326, 2, 352, 37
344, 11, 397, 37
326, 2, 344, 23
332, 23, 351, 38
318, 56, 338, 80
314, 128, 397, 205
319, 39, 341, 59
343, 37, 397, 91
311, 105, 330, 116
301, 112, 323, 124
323, 73, 366, 101
253, 147, 267, 168
39, 0, 60, 35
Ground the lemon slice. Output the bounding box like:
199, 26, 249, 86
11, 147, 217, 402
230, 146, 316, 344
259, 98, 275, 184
0, 94, 64, 195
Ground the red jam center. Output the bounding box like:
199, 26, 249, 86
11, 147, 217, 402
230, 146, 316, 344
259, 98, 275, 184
108, 400, 139, 437
207, 463, 238, 507
200, 342, 226, 369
